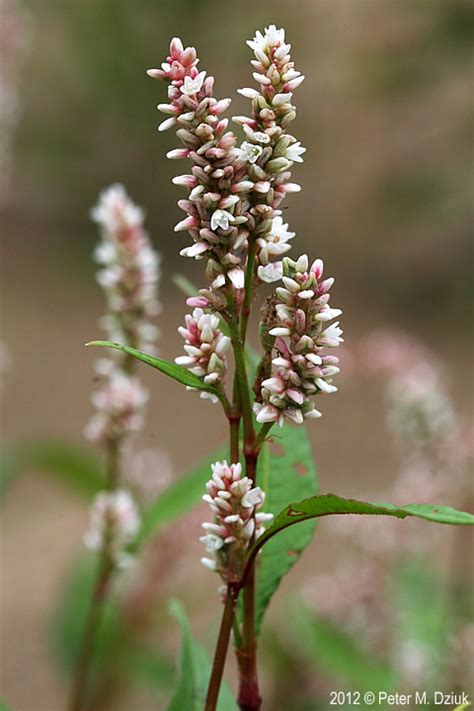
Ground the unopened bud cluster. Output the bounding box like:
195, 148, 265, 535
254, 255, 343, 425
176, 308, 231, 401
84, 489, 140, 567
200, 461, 273, 582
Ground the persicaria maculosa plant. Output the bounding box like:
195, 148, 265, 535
83, 25, 474, 711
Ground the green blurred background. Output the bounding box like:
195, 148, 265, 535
1, 1, 473, 710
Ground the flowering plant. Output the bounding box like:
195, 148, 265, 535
73, 26, 474, 711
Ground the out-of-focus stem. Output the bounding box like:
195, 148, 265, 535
68, 438, 119, 711
68, 550, 114, 711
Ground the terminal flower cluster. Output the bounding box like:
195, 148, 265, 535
254, 255, 343, 425
147, 37, 250, 278
235, 24, 305, 278
200, 461, 273, 581
84, 489, 140, 567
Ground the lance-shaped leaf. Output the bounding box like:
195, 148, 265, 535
86, 341, 224, 402
167, 600, 237, 711
243, 494, 474, 584
254, 427, 318, 633
1, 440, 103, 498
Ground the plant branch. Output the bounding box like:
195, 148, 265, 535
204, 584, 239, 711
255, 422, 274, 450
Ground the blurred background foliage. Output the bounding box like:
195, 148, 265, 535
1, 1, 473, 710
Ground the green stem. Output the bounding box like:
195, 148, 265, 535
255, 422, 274, 450
227, 313, 254, 445
225, 272, 262, 710
229, 411, 240, 464
240, 238, 257, 344
68, 438, 119, 711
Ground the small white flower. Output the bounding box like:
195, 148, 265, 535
237, 87, 260, 99
200, 534, 224, 552
320, 322, 344, 347
257, 262, 283, 283
257, 216, 295, 264
285, 141, 306, 163
228, 267, 245, 289
242, 487, 265, 508
180, 71, 206, 96
247, 25, 286, 54
239, 141, 263, 164
210, 209, 234, 232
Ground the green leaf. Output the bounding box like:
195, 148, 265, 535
134, 446, 225, 548
167, 600, 237, 711
454, 704, 471, 711
51, 556, 174, 696
3, 440, 103, 498
86, 341, 223, 401
0, 447, 21, 495
290, 606, 395, 693
0, 699, 13, 711
248, 494, 474, 568
172, 273, 199, 297
254, 426, 318, 633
